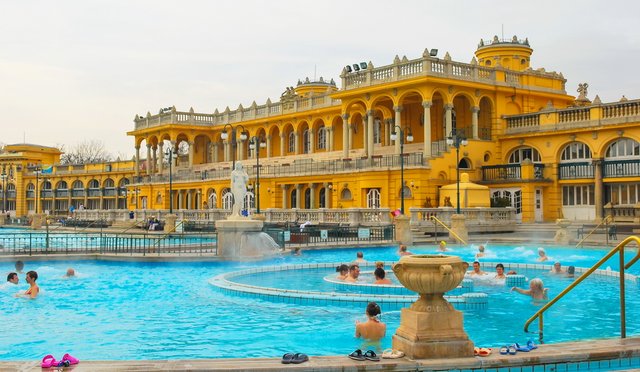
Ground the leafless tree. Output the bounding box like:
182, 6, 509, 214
59, 140, 113, 165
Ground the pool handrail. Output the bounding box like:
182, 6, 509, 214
524, 235, 640, 344
575, 215, 613, 247
430, 215, 467, 245
119, 220, 147, 234
152, 219, 187, 251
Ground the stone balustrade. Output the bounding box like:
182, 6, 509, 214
505, 99, 640, 134
409, 207, 516, 227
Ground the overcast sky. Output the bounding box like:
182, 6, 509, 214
1, 0, 639, 159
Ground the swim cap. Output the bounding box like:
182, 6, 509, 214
440, 241, 446, 245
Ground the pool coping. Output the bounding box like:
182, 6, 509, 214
3, 337, 640, 371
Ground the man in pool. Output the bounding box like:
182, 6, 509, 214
512, 278, 549, 301
345, 264, 360, 282
550, 262, 565, 274
373, 268, 392, 284
467, 261, 487, 277
6, 272, 18, 284
475, 245, 486, 259
354, 252, 366, 264
15, 260, 24, 274
398, 244, 413, 256
64, 268, 76, 277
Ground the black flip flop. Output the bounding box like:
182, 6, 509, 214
348, 349, 366, 361
364, 350, 380, 361
290, 353, 309, 364
281, 353, 295, 364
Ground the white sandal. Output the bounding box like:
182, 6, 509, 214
381, 349, 405, 359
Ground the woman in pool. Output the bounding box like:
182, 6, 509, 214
537, 248, 549, 262
335, 264, 349, 280
373, 268, 392, 285
511, 278, 548, 301
494, 263, 506, 280
438, 241, 447, 252
17, 271, 39, 299
355, 302, 386, 342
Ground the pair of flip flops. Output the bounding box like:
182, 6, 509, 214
499, 345, 518, 355
41, 353, 80, 368
515, 340, 538, 352
281, 353, 309, 364
474, 347, 492, 357
348, 349, 380, 361
381, 349, 405, 359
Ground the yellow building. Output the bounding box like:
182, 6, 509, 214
3, 35, 639, 223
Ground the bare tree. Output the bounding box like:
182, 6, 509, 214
59, 140, 113, 165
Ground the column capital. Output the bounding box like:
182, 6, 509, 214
341, 113, 350, 120
366, 110, 375, 116
135, 145, 140, 150
146, 143, 152, 149
444, 103, 454, 110
394, 105, 403, 113
308, 183, 317, 189
296, 184, 303, 190
471, 106, 480, 113
422, 101, 432, 109
280, 184, 288, 190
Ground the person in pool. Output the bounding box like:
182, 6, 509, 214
15, 260, 24, 274
373, 268, 392, 285
537, 248, 549, 262
353, 252, 366, 264
511, 278, 549, 301
550, 262, 565, 274
566, 266, 576, 278
335, 264, 349, 280
438, 241, 447, 252
64, 268, 76, 277
17, 271, 39, 299
345, 264, 360, 283
398, 244, 413, 256
467, 261, 488, 277
355, 302, 386, 342
6, 272, 18, 285
475, 245, 486, 259
494, 263, 506, 280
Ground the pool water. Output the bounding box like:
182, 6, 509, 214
0, 243, 639, 361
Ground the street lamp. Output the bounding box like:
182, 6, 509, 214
390, 125, 413, 215
34, 167, 42, 214
220, 124, 248, 170
0, 171, 7, 213
249, 135, 267, 214
165, 146, 177, 214
446, 130, 468, 214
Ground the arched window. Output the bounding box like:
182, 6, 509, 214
244, 191, 255, 210
118, 178, 130, 187
561, 142, 592, 161
103, 178, 115, 188
208, 190, 217, 209
290, 189, 297, 208
303, 129, 310, 154
459, 158, 471, 169
508, 147, 541, 163
288, 132, 296, 153
605, 138, 640, 158
222, 189, 233, 210
304, 188, 311, 208
88, 179, 100, 188
56, 181, 68, 190
42, 181, 52, 190
72, 180, 84, 189
319, 188, 326, 208
26, 183, 35, 191
373, 119, 381, 144
400, 185, 412, 198
367, 189, 380, 209
317, 126, 326, 150
340, 188, 352, 200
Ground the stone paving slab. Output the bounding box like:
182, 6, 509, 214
4, 337, 640, 371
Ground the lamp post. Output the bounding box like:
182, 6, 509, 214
390, 125, 413, 215
249, 135, 266, 214
446, 130, 468, 214
220, 124, 248, 170
165, 146, 177, 213
34, 167, 42, 214
0, 171, 6, 213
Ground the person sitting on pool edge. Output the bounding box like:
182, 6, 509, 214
335, 264, 349, 280
345, 264, 360, 283
373, 268, 392, 285
16, 271, 39, 299
511, 278, 549, 301
355, 302, 386, 342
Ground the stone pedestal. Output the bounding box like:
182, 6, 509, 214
554, 218, 571, 244
394, 215, 413, 245
215, 218, 264, 258
450, 214, 468, 243
163, 213, 177, 233
392, 255, 474, 359
31, 214, 44, 229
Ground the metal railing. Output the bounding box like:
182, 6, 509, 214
575, 215, 613, 247
524, 235, 640, 343
429, 215, 466, 244
264, 225, 395, 248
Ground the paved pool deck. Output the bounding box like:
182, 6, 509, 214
3, 337, 640, 371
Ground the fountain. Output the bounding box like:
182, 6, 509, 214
214, 163, 280, 259
392, 254, 474, 359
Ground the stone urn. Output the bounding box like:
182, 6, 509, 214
392, 254, 474, 359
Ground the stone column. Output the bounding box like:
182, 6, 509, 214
423, 101, 432, 157
309, 183, 316, 209
135, 146, 140, 177
394, 106, 403, 154
309, 129, 315, 154
471, 106, 479, 139
146, 144, 152, 176
367, 111, 375, 157
237, 139, 243, 161
280, 133, 286, 156
342, 113, 350, 158
213, 143, 219, 163
323, 182, 331, 208
224, 140, 230, 162
445, 103, 453, 136
295, 184, 302, 209
294, 132, 300, 154
158, 142, 164, 174
385, 119, 392, 146
281, 184, 287, 208
266, 135, 272, 158
152, 146, 157, 173
327, 127, 334, 151
594, 159, 604, 220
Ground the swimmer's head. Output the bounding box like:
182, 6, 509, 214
356, 251, 364, 259
530, 278, 543, 290
15, 261, 24, 272
440, 241, 446, 246
375, 261, 384, 269
538, 247, 546, 255
478, 245, 485, 252
567, 266, 575, 274
336, 264, 349, 275
7, 272, 18, 284
374, 267, 386, 280
66, 268, 75, 277
26, 270, 38, 282
472, 261, 481, 270
399, 245, 407, 252
366, 302, 381, 317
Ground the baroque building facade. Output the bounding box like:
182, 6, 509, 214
2, 36, 639, 223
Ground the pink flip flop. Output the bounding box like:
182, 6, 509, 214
41, 354, 58, 368
62, 353, 80, 365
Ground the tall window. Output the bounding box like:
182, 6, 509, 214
562, 185, 595, 206
290, 189, 297, 208
303, 129, 310, 154
367, 189, 381, 209
508, 147, 541, 163
288, 132, 296, 153
244, 191, 255, 210
304, 188, 311, 208
317, 127, 326, 150
222, 189, 233, 210
373, 120, 381, 144
208, 190, 217, 209
319, 188, 326, 208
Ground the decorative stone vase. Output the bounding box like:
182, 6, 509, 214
392, 254, 474, 359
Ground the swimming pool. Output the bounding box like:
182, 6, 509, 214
1, 243, 639, 361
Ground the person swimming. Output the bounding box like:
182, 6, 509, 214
64, 268, 76, 277
17, 271, 39, 299
373, 268, 392, 285
355, 302, 386, 342
6, 272, 18, 285
511, 278, 549, 301
537, 248, 549, 262
345, 264, 360, 283
335, 264, 349, 280
467, 261, 488, 277
398, 244, 413, 256
475, 245, 486, 259
438, 241, 447, 252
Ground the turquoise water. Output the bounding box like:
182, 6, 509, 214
0, 243, 639, 361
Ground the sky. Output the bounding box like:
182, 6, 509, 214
1, 0, 639, 159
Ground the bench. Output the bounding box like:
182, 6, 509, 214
576, 224, 617, 240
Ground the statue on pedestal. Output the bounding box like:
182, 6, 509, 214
230, 162, 249, 219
